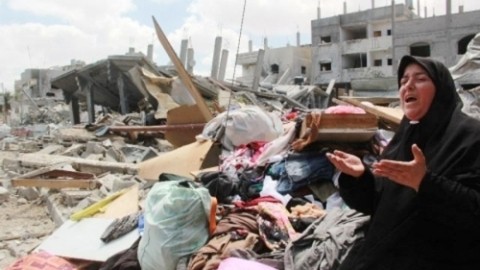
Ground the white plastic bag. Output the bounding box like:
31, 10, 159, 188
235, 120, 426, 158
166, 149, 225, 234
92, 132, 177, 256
201, 106, 283, 149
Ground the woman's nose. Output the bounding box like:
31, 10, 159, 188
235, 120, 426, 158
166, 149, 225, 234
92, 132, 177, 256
404, 78, 414, 89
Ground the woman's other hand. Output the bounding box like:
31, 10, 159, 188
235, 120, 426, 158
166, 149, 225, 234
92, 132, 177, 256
326, 150, 365, 178
372, 144, 427, 191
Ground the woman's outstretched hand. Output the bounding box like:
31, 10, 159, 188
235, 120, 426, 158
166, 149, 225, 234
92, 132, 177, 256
326, 150, 365, 178
372, 144, 427, 191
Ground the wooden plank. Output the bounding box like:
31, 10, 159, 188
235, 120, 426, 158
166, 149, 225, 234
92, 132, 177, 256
299, 111, 378, 143
152, 16, 213, 122
41, 170, 95, 179
95, 184, 139, 219
338, 95, 399, 105
11, 178, 98, 189
337, 97, 403, 125
305, 113, 378, 129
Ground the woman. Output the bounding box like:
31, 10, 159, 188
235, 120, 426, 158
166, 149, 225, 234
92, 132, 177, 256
327, 55, 480, 269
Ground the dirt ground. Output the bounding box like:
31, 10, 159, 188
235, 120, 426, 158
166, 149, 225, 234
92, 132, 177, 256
0, 150, 56, 269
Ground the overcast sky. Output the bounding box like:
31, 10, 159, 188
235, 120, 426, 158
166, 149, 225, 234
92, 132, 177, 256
0, 0, 479, 92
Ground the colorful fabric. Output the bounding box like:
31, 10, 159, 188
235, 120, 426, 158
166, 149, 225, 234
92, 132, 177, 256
6, 251, 77, 270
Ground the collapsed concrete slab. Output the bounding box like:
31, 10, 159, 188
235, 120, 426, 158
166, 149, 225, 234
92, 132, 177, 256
3, 153, 137, 175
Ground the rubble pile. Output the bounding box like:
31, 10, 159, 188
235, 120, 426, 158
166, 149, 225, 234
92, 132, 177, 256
0, 98, 398, 269
1, 24, 479, 270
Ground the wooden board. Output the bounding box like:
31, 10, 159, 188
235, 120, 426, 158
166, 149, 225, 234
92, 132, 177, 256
301, 113, 378, 143
306, 113, 378, 129
95, 184, 139, 219
338, 97, 403, 125
152, 16, 212, 121
314, 128, 378, 142
11, 178, 97, 189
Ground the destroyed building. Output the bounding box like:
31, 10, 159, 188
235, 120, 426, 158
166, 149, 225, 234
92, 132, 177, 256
312, 0, 480, 91
236, 0, 480, 94
10, 60, 86, 125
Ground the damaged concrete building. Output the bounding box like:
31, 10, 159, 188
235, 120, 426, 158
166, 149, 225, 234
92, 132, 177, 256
10, 60, 85, 125
51, 53, 160, 124
311, 0, 480, 91
237, 0, 480, 94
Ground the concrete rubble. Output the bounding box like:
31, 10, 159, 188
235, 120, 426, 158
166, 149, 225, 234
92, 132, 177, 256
0, 70, 366, 269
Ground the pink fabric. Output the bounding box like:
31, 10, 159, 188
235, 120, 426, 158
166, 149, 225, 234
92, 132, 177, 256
218, 257, 277, 270
5, 251, 77, 270
258, 202, 299, 240
220, 142, 267, 180
324, 105, 366, 114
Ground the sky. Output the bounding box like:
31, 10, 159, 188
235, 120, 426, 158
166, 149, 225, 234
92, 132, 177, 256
0, 0, 479, 92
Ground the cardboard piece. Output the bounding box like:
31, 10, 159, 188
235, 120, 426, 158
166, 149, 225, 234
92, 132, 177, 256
95, 184, 139, 219
137, 139, 220, 180
37, 218, 139, 262
135, 67, 180, 119
165, 105, 209, 148
70, 189, 129, 221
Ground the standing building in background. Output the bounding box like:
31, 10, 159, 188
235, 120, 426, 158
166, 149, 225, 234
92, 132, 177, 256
236, 33, 312, 88
311, 3, 416, 92
311, 0, 480, 91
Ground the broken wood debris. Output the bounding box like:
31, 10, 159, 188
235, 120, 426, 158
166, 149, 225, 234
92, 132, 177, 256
11, 167, 98, 189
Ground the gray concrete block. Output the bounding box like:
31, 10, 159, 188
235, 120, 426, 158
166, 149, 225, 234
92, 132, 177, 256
61, 189, 94, 207
46, 194, 68, 227
17, 187, 39, 201
0, 186, 9, 203
84, 141, 107, 155
36, 144, 65, 155
62, 143, 85, 157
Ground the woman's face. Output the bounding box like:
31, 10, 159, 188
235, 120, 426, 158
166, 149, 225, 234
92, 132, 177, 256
399, 63, 436, 121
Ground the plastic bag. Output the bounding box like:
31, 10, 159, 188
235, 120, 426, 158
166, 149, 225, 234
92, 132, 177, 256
137, 180, 212, 270
201, 106, 283, 149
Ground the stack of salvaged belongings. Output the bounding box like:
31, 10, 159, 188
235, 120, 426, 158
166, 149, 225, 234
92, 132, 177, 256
101, 105, 390, 270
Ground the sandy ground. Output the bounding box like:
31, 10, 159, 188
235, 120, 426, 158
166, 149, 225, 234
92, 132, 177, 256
0, 150, 56, 269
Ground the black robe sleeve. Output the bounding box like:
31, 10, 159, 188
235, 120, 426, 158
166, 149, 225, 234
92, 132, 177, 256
338, 168, 376, 215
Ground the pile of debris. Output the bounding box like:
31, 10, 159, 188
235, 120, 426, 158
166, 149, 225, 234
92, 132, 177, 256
0, 93, 402, 269
2, 20, 480, 270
